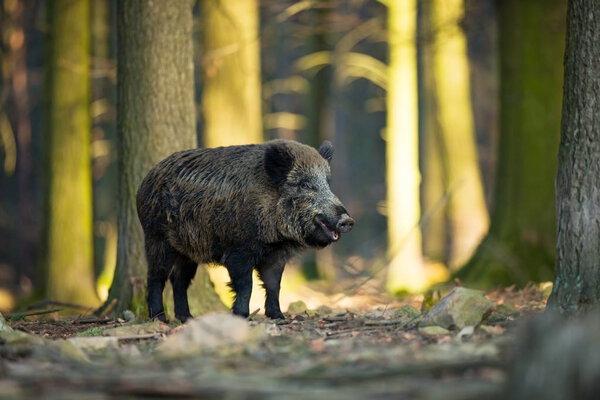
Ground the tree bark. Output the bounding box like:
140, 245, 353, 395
102, 0, 223, 317
456, 0, 566, 287
547, 0, 600, 314
43, 0, 98, 306
200, 0, 262, 147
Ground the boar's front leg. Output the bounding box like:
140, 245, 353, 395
257, 262, 285, 320
224, 250, 254, 318
169, 254, 198, 323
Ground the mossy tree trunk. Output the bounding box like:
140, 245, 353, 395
547, 0, 600, 314
43, 0, 98, 307
200, 0, 262, 147
456, 0, 567, 287
386, 0, 427, 293
101, 0, 223, 318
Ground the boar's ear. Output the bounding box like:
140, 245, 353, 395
265, 143, 294, 186
318, 141, 334, 163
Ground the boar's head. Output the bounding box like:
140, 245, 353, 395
265, 140, 354, 248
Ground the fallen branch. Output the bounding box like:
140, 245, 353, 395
363, 318, 407, 326
72, 316, 115, 324
25, 299, 94, 312
8, 308, 63, 320
113, 333, 163, 341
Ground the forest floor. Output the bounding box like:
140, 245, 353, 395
0, 284, 550, 400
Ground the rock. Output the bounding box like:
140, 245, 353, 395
316, 305, 333, 316
46, 340, 90, 362
391, 305, 421, 319
0, 313, 12, 332
67, 336, 119, 352
456, 326, 475, 340
495, 303, 519, 317
479, 324, 505, 336
103, 321, 170, 337
118, 344, 142, 359
419, 326, 450, 336
305, 309, 319, 318
156, 312, 263, 357
420, 287, 493, 330
287, 300, 308, 315
0, 329, 45, 346
122, 310, 136, 322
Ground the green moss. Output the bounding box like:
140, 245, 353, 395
75, 327, 104, 337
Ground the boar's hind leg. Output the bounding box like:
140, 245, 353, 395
224, 251, 254, 318
145, 237, 177, 323
169, 255, 198, 323
257, 262, 285, 320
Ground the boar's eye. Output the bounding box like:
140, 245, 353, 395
299, 180, 315, 191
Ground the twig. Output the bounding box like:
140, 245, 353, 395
323, 316, 349, 322
363, 318, 408, 326
114, 333, 163, 341
325, 326, 379, 338
72, 316, 114, 324
96, 298, 117, 318
26, 299, 94, 312
8, 308, 63, 319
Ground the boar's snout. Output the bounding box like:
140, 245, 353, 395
337, 213, 354, 233
312, 205, 354, 246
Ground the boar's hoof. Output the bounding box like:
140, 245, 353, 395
266, 310, 286, 320
232, 309, 250, 318
176, 313, 193, 323
152, 313, 168, 324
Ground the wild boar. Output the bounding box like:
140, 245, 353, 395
136, 139, 354, 322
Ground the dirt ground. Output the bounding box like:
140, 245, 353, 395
0, 284, 548, 400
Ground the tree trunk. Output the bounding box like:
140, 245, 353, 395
200, 0, 262, 147
301, 2, 332, 281
386, 0, 427, 293
43, 0, 98, 307
507, 312, 600, 400
419, 0, 449, 265
456, 0, 566, 287
102, 0, 223, 318
429, 0, 489, 269
547, 0, 600, 314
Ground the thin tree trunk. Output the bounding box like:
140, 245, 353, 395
102, 0, 223, 318
301, 2, 332, 281
44, 0, 98, 306
547, 0, 600, 314
5, 0, 37, 290
201, 0, 262, 147
386, 0, 427, 293
429, 0, 488, 269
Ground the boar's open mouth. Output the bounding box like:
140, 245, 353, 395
314, 216, 340, 242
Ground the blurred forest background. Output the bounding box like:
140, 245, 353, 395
0, 0, 566, 313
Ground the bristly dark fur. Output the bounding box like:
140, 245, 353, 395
137, 139, 353, 322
